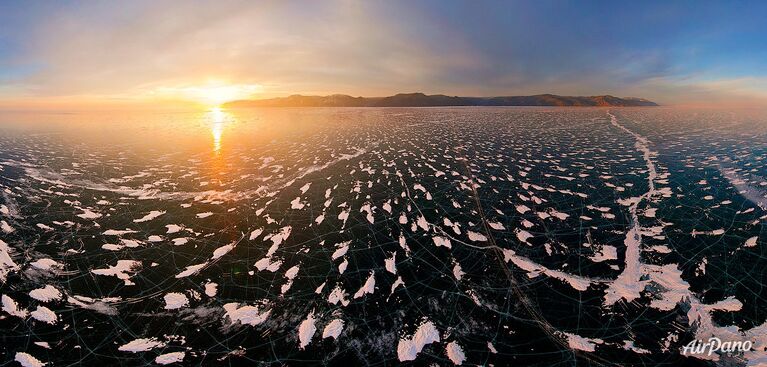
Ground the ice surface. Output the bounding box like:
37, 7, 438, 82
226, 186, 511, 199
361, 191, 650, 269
2, 107, 767, 365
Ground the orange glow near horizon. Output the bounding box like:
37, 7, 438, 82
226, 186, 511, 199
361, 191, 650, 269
150, 83, 263, 108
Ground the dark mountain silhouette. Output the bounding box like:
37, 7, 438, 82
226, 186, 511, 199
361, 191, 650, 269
224, 93, 658, 108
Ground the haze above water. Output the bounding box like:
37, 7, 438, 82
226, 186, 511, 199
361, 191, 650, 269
1, 107, 766, 366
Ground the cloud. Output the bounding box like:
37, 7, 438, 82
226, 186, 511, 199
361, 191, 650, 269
12, 1, 483, 97
0, 0, 765, 108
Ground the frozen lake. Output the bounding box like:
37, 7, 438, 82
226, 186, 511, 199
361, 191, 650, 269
1, 107, 766, 365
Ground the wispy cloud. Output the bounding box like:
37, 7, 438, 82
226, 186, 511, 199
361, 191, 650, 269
0, 0, 766, 108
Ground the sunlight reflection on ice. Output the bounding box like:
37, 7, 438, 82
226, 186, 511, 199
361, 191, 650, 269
208, 107, 228, 153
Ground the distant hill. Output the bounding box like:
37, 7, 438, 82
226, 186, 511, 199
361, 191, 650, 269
224, 93, 659, 108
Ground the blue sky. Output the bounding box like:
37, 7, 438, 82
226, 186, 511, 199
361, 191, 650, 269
1, 0, 766, 108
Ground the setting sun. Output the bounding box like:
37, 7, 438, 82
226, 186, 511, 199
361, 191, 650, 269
152, 83, 262, 107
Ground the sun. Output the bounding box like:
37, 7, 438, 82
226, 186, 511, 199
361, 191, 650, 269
152, 82, 262, 108
194, 85, 257, 107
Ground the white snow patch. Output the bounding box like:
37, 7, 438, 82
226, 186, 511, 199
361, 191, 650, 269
290, 196, 306, 210
120, 238, 143, 248
171, 238, 189, 246
15, 352, 45, 367
298, 312, 317, 349
360, 203, 375, 224
331, 241, 351, 260
249, 228, 264, 240
92, 260, 141, 285
76, 208, 102, 219
2, 294, 28, 318
432, 236, 451, 249
503, 249, 593, 291
30, 306, 57, 324
453, 263, 464, 281
175, 263, 206, 278
29, 285, 62, 302
338, 258, 348, 274
211, 243, 235, 260
327, 285, 350, 306
133, 210, 165, 223
155, 351, 185, 365
322, 319, 345, 339
446, 341, 466, 365
745, 236, 758, 248
353, 272, 376, 299
417, 215, 429, 231
488, 221, 505, 230
103, 229, 137, 236
563, 332, 603, 352
397, 321, 440, 362
487, 341, 497, 353
285, 265, 300, 279
385, 252, 397, 274
1, 239, 19, 282
1, 220, 14, 233
204, 282, 218, 297
223, 302, 270, 326
590, 245, 618, 263
163, 292, 189, 310
118, 338, 166, 353
516, 230, 533, 243
166, 224, 184, 234
467, 230, 487, 242
390, 276, 405, 295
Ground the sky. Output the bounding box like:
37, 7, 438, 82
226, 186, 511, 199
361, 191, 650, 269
1, 0, 766, 110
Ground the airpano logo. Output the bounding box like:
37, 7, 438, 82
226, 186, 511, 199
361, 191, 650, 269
682, 337, 753, 356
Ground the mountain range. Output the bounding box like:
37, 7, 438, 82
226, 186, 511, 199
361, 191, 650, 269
224, 93, 658, 108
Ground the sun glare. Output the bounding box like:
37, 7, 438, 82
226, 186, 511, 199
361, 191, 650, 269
210, 107, 225, 123
152, 83, 262, 108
